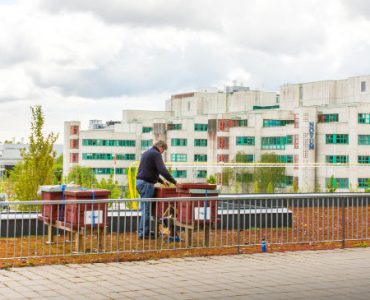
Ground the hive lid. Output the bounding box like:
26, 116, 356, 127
38, 184, 81, 193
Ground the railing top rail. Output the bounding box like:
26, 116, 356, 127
0, 192, 368, 206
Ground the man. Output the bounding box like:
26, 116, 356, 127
136, 140, 177, 239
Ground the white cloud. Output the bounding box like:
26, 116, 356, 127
0, 0, 370, 142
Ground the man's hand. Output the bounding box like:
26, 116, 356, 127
163, 181, 170, 187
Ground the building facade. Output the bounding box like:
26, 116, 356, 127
64, 76, 370, 192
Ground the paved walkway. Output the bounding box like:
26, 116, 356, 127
0, 248, 369, 299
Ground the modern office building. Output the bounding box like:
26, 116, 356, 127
64, 75, 370, 192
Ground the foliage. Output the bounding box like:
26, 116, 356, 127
207, 174, 216, 184
326, 175, 337, 193
253, 153, 285, 193
365, 178, 370, 193
96, 175, 122, 199
9, 106, 58, 203
66, 165, 97, 188
221, 167, 233, 187
53, 154, 63, 184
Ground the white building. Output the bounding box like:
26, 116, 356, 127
64, 76, 370, 192
0, 143, 63, 176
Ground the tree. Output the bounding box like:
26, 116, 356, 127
326, 175, 337, 193
66, 165, 97, 188
366, 178, 370, 193
53, 154, 63, 184
9, 106, 58, 201
253, 153, 285, 193
96, 175, 122, 199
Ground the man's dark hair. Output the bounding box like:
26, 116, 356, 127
154, 140, 168, 150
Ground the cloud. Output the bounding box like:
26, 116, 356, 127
39, 0, 220, 31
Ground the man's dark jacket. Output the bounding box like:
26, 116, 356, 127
137, 146, 177, 184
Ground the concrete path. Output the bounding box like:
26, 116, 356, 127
0, 248, 369, 299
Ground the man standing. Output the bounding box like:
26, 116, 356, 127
136, 140, 177, 239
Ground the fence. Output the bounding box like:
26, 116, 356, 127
0, 193, 369, 261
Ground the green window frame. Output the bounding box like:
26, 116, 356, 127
171, 138, 187, 146
194, 123, 208, 131
325, 134, 349, 144
196, 170, 207, 178
358, 178, 370, 188
236, 136, 255, 146
194, 139, 207, 147
358, 135, 370, 145
92, 168, 128, 175
261, 136, 286, 150
194, 154, 207, 162
358, 156, 370, 164
358, 113, 370, 124
170, 154, 187, 162
141, 139, 152, 150
277, 155, 293, 163
318, 114, 339, 123
142, 127, 152, 133
325, 177, 349, 189
325, 155, 349, 164
172, 170, 187, 178
82, 139, 135, 147
263, 119, 294, 127
168, 124, 182, 130
285, 135, 293, 145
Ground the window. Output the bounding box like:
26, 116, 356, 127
358, 113, 370, 124
325, 134, 349, 144
82, 139, 135, 147
232, 119, 248, 127
361, 81, 366, 92
194, 154, 207, 162
285, 135, 293, 145
70, 125, 79, 135
217, 154, 229, 162
261, 136, 287, 150
236, 136, 255, 146
194, 139, 207, 147
171, 154, 187, 162
235, 154, 254, 163
358, 178, 369, 188
83, 153, 135, 160
318, 114, 339, 123
262, 119, 294, 127
141, 139, 152, 150
194, 123, 208, 131
277, 155, 293, 163
70, 139, 79, 149
325, 155, 348, 164
167, 123, 182, 130
217, 137, 229, 149
172, 170, 187, 178
358, 135, 370, 145
70, 153, 78, 163
218, 119, 232, 131
92, 168, 127, 175
325, 177, 349, 189
171, 138, 187, 146
121, 153, 136, 160
358, 156, 370, 164
196, 170, 207, 178
253, 105, 280, 110
142, 127, 152, 133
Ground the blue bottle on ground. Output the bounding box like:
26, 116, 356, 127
261, 239, 267, 252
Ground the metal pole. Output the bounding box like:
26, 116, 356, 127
237, 199, 241, 254
342, 197, 346, 249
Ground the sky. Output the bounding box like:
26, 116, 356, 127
1, 0, 370, 143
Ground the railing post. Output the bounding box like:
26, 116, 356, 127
341, 197, 346, 249
237, 199, 241, 254
116, 201, 121, 262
